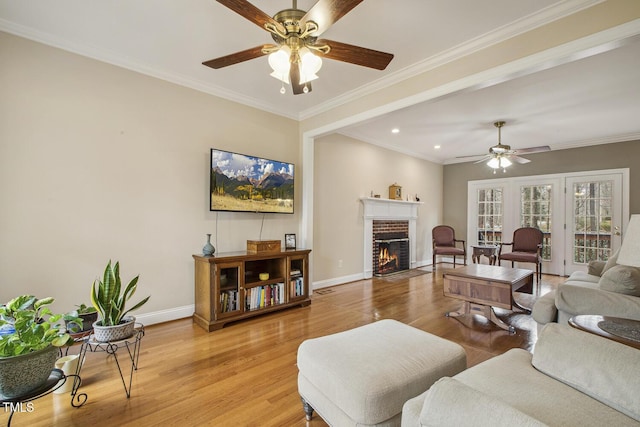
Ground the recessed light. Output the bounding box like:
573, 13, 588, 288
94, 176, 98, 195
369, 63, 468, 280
391, 128, 400, 134
434, 145, 441, 149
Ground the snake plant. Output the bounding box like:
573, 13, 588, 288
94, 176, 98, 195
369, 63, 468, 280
90, 260, 150, 326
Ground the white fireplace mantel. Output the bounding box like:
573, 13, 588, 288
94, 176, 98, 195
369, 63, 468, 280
360, 197, 422, 278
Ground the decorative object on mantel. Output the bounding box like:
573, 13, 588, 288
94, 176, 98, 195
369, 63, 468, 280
415, 194, 420, 202
389, 183, 402, 200
202, 233, 215, 256
247, 240, 281, 254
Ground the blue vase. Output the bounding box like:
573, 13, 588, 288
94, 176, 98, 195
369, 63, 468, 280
203, 233, 215, 256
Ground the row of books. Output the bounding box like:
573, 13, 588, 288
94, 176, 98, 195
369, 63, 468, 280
220, 290, 239, 313
290, 277, 304, 297
246, 283, 285, 311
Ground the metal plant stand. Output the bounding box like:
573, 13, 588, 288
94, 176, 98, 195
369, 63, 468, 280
1, 369, 87, 427
76, 325, 144, 398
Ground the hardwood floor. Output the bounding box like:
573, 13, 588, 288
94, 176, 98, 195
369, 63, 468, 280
4, 267, 563, 427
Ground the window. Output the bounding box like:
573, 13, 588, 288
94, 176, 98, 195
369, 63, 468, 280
521, 185, 552, 261
477, 188, 502, 245
573, 180, 612, 263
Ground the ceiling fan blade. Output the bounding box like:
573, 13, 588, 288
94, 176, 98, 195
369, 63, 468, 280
456, 153, 487, 159
289, 61, 312, 95
202, 44, 276, 69
301, 0, 364, 37
316, 39, 394, 70
216, 0, 286, 34
509, 155, 531, 164
473, 156, 491, 164
514, 145, 551, 155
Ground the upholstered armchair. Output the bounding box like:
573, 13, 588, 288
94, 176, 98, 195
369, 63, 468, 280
432, 225, 466, 270
498, 227, 543, 283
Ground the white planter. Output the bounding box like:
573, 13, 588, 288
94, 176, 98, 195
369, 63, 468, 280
0, 345, 58, 398
92, 316, 136, 342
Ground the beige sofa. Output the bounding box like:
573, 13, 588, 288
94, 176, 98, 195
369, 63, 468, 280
533, 254, 640, 329
401, 323, 640, 426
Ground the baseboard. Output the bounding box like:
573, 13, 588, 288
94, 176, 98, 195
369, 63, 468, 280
312, 272, 364, 290
134, 304, 194, 326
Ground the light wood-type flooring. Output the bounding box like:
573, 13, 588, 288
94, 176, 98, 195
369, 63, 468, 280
3, 266, 564, 427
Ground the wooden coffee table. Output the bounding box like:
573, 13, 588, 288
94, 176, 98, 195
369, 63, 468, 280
443, 264, 534, 334
569, 315, 640, 350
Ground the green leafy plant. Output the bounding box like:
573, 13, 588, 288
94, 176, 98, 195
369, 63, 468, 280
75, 303, 97, 315
0, 295, 81, 357
63, 303, 98, 333
90, 260, 150, 326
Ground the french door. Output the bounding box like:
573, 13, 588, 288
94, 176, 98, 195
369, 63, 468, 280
564, 173, 624, 275
468, 169, 628, 277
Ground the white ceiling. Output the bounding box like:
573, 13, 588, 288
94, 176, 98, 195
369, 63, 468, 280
1, 0, 639, 164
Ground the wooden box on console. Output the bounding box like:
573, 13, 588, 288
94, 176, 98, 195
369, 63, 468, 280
247, 240, 281, 254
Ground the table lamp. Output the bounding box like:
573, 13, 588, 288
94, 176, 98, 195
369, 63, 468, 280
617, 214, 640, 267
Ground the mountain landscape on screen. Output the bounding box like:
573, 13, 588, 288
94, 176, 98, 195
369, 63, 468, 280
210, 149, 294, 214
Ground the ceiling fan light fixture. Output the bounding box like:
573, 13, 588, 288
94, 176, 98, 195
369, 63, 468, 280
487, 156, 512, 170
487, 157, 500, 169
268, 46, 291, 83
299, 48, 322, 84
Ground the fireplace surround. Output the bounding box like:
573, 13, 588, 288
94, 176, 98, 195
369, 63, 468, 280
361, 197, 421, 279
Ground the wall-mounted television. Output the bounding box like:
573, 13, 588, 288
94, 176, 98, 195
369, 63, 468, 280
210, 148, 294, 214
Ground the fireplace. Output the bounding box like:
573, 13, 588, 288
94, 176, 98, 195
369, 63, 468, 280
373, 221, 410, 276
360, 197, 421, 279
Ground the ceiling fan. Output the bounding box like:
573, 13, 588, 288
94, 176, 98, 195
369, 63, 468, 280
202, 0, 394, 95
457, 121, 551, 171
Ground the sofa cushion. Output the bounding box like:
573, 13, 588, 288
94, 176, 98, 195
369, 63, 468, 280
531, 290, 557, 325
598, 264, 640, 296
555, 282, 640, 322
449, 348, 637, 426
532, 323, 640, 422
418, 377, 546, 427
588, 260, 606, 277
565, 271, 601, 285
602, 247, 620, 274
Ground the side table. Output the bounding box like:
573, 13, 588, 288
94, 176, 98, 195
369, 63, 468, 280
569, 315, 640, 350
471, 245, 498, 265
1, 369, 86, 427
76, 325, 144, 398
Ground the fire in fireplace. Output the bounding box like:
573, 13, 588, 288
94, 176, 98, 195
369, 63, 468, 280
374, 233, 410, 276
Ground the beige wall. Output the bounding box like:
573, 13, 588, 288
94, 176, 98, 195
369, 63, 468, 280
443, 140, 640, 240
313, 134, 442, 284
0, 32, 300, 319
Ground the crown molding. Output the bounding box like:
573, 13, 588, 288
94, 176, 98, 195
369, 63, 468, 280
298, 0, 604, 120
0, 1, 603, 123
0, 19, 300, 120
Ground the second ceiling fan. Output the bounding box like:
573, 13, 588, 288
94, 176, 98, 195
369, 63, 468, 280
202, 0, 394, 95
457, 121, 551, 172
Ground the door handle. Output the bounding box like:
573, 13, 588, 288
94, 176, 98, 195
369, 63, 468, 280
614, 226, 621, 236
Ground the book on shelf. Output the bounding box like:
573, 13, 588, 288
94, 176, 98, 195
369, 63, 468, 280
220, 290, 238, 313
290, 269, 301, 276
245, 283, 285, 311
290, 277, 304, 297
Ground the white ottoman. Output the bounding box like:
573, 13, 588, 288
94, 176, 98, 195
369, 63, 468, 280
297, 319, 467, 426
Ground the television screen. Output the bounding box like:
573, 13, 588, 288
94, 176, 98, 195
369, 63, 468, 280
210, 148, 294, 214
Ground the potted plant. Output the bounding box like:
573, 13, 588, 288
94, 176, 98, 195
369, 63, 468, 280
64, 303, 98, 334
0, 295, 81, 398
90, 260, 150, 342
